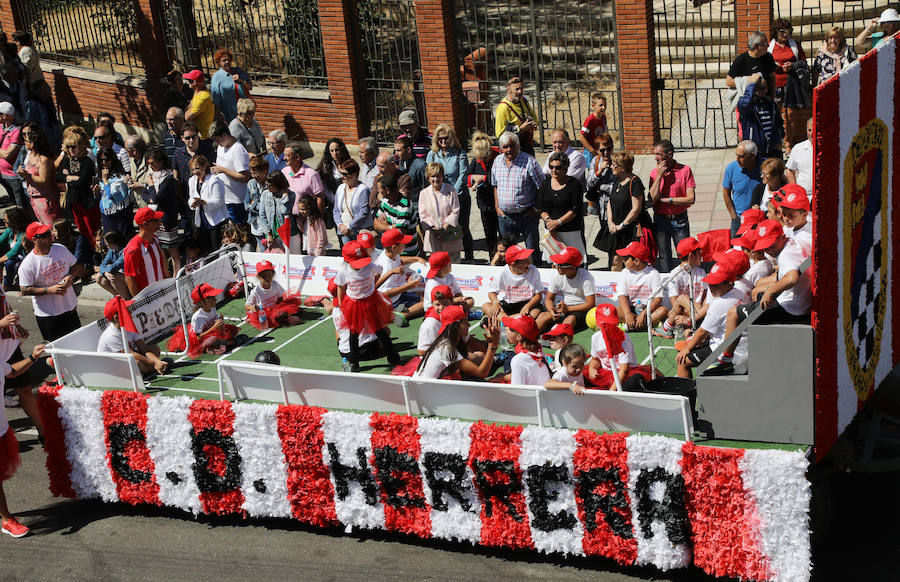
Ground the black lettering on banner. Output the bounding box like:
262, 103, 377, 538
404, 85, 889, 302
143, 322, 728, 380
153, 308, 165, 326
472, 459, 524, 521
135, 312, 149, 332
422, 452, 473, 512
634, 467, 689, 544
526, 462, 577, 532
327, 443, 379, 505
373, 447, 425, 509
190, 428, 243, 492
577, 467, 634, 539
108, 423, 153, 483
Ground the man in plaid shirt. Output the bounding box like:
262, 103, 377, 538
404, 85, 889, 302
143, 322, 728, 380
491, 132, 545, 265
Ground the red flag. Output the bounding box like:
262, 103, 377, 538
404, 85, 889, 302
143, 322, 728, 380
278, 218, 291, 248
105, 296, 138, 333
598, 323, 625, 360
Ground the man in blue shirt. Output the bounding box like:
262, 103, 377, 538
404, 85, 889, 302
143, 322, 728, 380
722, 141, 763, 238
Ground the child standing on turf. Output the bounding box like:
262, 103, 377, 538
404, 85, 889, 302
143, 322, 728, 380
336, 240, 403, 372
656, 237, 707, 338
544, 343, 587, 394
325, 278, 379, 370
374, 228, 426, 322
587, 303, 653, 391
538, 246, 596, 331
483, 244, 543, 320
168, 283, 240, 357
0, 342, 46, 539
616, 241, 667, 331
245, 260, 302, 330
502, 314, 551, 386
423, 251, 475, 311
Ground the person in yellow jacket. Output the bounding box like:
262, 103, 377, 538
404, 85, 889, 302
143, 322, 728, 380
494, 77, 539, 156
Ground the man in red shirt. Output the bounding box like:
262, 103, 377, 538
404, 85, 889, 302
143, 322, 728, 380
647, 139, 696, 272
124, 207, 170, 296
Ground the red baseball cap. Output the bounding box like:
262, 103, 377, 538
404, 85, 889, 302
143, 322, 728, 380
713, 248, 750, 278
730, 229, 759, 250
342, 240, 371, 268
550, 246, 583, 267
702, 263, 734, 285
182, 69, 204, 81
430, 284, 453, 301
542, 323, 574, 339
594, 303, 619, 325
752, 220, 785, 251
25, 222, 51, 240
438, 305, 467, 334
103, 297, 134, 321
615, 241, 651, 263
135, 207, 165, 225
381, 228, 414, 247
255, 260, 275, 274
427, 251, 451, 278
737, 208, 766, 235
191, 282, 224, 303
777, 185, 811, 211
501, 314, 540, 342
356, 231, 376, 249
504, 245, 534, 265
675, 237, 700, 258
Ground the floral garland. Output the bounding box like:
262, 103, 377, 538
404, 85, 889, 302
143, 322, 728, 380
38, 385, 812, 582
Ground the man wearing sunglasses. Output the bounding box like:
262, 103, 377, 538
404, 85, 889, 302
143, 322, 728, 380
92, 123, 130, 169
17, 222, 83, 341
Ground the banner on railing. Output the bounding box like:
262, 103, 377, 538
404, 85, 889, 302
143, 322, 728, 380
40, 386, 810, 582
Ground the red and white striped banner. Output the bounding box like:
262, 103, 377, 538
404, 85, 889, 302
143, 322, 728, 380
38, 385, 810, 581
813, 35, 899, 459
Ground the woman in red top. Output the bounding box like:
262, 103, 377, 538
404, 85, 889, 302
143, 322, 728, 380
768, 18, 809, 151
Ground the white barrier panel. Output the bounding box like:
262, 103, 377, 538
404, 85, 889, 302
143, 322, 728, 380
53, 347, 142, 391
218, 361, 692, 440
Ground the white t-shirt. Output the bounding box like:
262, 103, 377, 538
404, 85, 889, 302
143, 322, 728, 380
413, 342, 462, 379
335, 262, 382, 300
590, 331, 637, 371
374, 251, 409, 304
216, 141, 250, 205
785, 140, 813, 196
666, 265, 707, 303
619, 265, 662, 307
332, 306, 376, 353
18, 244, 78, 317
417, 316, 441, 352
733, 277, 753, 301
191, 307, 219, 334
786, 220, 813, 250
424, 273, 461, 309
552, 366, 585, 386
745, 258, 774, 287
488, 265, 543, 304
247, 280, 285, 308
759, 184, 777, 212
701, 288, 749, 351
548, 268, 595, 306
97, 324, 140, 353
775, 238, 812, 315
510, 351, 551, 386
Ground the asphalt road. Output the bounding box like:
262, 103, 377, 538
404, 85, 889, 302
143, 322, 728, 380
1, 291, 898, 581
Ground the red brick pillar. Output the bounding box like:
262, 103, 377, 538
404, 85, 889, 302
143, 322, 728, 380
414, 0, 466, 139
318, 0, 367, 142
614, 0, 660, 154
735, 0, 774, 54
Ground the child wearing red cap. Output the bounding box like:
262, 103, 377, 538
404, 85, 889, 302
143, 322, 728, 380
615, 241, 667, 331
414, 306, 501, 380
168, 283, 239, 357
775, 185, 812, 250
374, 228, 427, 323
587, 303, 652, 391
483, 244, 543, 321
503, 314, 551, 386
538, 246, 596, 332
245, 260, 303, 330
731, 230, 774, 288
325, 278, 378, 369
417, 285, 453, 355
656, 237, 707, 338
544, 343, 587, 394
422, 251, 474, 311
98, 297, 169, 375
336, 240, 403, 372
541, 323, 574, 372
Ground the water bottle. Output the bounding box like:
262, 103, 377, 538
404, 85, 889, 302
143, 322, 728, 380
499, 323, 510, 350
258, 308, 268, 329
635, 300, 645, 315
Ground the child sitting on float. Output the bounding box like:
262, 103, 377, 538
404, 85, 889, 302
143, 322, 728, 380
245, 260, 303, 330
168, 283, 239, 357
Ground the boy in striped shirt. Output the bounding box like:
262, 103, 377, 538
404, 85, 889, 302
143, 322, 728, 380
373, 173, 419, 256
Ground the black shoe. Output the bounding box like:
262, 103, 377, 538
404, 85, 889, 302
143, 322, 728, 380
387, 356, 402, 368
702, 362, 734, 376
348, 361, 360, 373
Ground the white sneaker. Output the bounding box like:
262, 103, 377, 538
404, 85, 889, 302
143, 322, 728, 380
4, 395, 18, 407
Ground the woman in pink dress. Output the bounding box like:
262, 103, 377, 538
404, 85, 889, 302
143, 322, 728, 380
418, 162, 462, 260
15, 123, 59, 225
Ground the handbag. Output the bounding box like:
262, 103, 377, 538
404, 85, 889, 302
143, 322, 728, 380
436, 225, 463, 242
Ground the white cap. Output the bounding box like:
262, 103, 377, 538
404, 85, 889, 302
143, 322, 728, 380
880, 8, 900, 23
0, 102, 14, 115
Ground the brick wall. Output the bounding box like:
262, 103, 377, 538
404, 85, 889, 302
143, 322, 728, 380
614, 0, 660, 154
415, 0, 466, 140
735, 0, 775, 54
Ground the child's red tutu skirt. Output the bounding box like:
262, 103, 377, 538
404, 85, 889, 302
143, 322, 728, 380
0, 428, 21, 481
585, 364, 654, 389
339, 291, 394, 335
247, 292, 303, 330
167, 323, 239, 358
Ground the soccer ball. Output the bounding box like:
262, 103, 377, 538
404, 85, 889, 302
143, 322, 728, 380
254, 350, 281, 365
585, 307, 597, 330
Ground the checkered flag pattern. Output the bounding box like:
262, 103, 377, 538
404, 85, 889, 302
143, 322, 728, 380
854, 228, 883, 369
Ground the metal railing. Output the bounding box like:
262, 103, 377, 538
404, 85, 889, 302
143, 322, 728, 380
774, 0, 890, 63
162, 0, 327, 89
14, 0, 143, 75
454, 0, 623, 150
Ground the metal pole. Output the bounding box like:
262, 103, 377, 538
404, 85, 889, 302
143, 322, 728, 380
528, 0, 545, 150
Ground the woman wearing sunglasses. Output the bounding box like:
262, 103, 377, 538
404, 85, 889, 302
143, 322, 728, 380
15, 123, 59, 225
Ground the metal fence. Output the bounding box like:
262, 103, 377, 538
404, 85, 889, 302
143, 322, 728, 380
773, 0, 889, 59
358, 0, 426, 145
14, 0, 143, 75
454, 0, 623, 150
162, 0, 327, 89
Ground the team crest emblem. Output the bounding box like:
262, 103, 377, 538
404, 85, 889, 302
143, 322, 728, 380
842, 119, 889, 402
